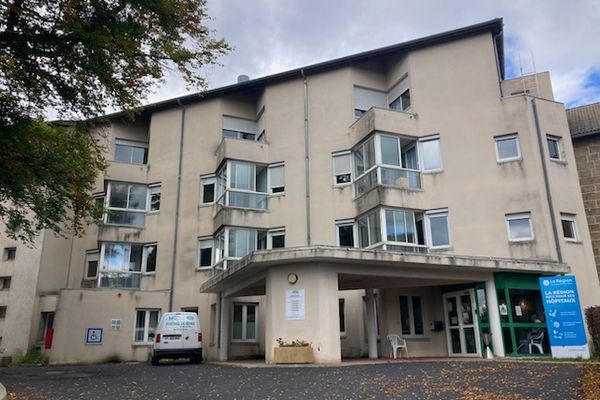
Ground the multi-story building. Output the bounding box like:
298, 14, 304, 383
1, 18, 599, 364
567, 102, 600, 281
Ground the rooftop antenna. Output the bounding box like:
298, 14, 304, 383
518, 50, 539, 97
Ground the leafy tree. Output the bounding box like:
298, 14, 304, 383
0, 0, 230, 243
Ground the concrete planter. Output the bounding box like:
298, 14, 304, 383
273, 346, 314, 364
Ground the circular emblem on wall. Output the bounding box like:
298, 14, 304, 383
287, 273, 298, 284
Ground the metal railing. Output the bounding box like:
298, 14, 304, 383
355, 166, 421, 196
98, 271, 142, 288
216, 188, 268, 211
370, 242, 429, 254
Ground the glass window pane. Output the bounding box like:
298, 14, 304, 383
135, 311, 145, 342
508, 289, 546, 324
269, 166, 284, 190
108, 183, 129, 208
202, 183, 215, 203
103, 244, 130, 271
429, 214, 450, 247
496, 137, 519, 160
364, 138, 376, 170
131, 147, 146, 164
129, 245, 142, 272
386, 209, 406, 243
231, 162, 253, 190
401, 89, 411, 110
246, 305, 256, 340
271, 234, 285, 249
339, 299, 345, 332
145, 245, 157, 272
232, 305, 243, 340
380, 136, 400, 166
114, 145, 132, 163
421, 139, 442, 171
399, 296, 410, 335
200, 248, 212, 267
128, 185, 147, 210
547, 138, 560, 159
148, 311, 159, 338
150, 190, 160, 211
256, 165, 268, 192
368, 212, 381, 244
354, 147, 364, 176
508, 217, 532, 239
405, 212, 416, 244
561, 219, 576, 239
358, 217, 369, 247
412, 296, 423, 335
338, 225, 354, 247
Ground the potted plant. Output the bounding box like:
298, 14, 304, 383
273, 338, 314, 364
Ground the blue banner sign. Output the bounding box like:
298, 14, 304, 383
539, 275, 589, 358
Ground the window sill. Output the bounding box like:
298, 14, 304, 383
102, 223, 145, 229
231, 340, 258, 345
496, 157, 522, 164
110, 160, 149, 167
564, 239, 581, 244
340, 332, 347, 339
147, 211, 160, 215
428, 246, 453, 252
196, 266, 214, 272
132, 342, 153, 347
199, 203, 215, 208
269, 193, 285, 198
550, 158, 567, 165
421, 169, 444, 175
333, 183, 353, 189
508, 239, 535, 244
142, 272, 156, 276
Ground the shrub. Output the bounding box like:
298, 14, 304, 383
12, 348, 49, 366
276, 338, 310, 347
585, 306, 600, 357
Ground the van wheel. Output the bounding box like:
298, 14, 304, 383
151, 355, 160, 366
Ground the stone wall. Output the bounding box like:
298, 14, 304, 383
573, 135, 600, 281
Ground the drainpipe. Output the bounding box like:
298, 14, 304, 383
301, 69, 312, 245
168, 99, 186, 311
531, 98, 563, 263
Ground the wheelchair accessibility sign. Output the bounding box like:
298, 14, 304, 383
85, 328, 103, 345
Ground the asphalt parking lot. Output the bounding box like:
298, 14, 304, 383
0, 360, 587, 399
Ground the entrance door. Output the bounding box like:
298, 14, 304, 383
443, 290, 481, 357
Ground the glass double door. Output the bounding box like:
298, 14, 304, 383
443, 290, 481, 356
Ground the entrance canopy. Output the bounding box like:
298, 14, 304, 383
199, 246, 569, 297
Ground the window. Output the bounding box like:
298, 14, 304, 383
358, 210, 381, 247
426, 210, 451, 248
399, 296, 424, 336
419, 136, 443, 172
3, 247, 16, 261
339, 299, 346, 336
561, 213, 578, 241
232, 303, 257, 342
268, 229, 285, 249
114, 139, 148, 165
134, 309, 159, 343
181, 307, 199, 314
0, 277, 10, 290
198, 237, 214, 268
506, 213, 534, 241
268, 164, 285, 194
85, 251, 99, 279
333, 152, 352, 185
105, 182, 148, 226
149, 185, 161, 212
99, 242, 156, 287
0, 306, 6, 320
494, 134, 520, 162
142, 244, 157, 273
547, 135, 564, 161
93, 194, 105, 220
353, 86, 387, 117
222, 116, 258, 141
336, 220, 356, 248
200, 176, 216, 204
111, 319, 121, 331
389, 89, 411, 112
354, 136, 376, 177
217, 161, 268, 209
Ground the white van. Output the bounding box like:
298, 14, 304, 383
151, 312, 202, 365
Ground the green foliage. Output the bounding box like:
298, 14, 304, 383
0, 0, 230, 242
585, 306, 600, 357
12, 347, 50, 366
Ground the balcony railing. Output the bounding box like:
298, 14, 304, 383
98, 272, 141, 288
369, 242, 429, 254
355, 166, 421, 196
216, 189, 268, 211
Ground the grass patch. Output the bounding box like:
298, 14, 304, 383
11, 348, 49, 366
582, 364, 600, 400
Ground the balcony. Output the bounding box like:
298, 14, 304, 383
355, 166, 421, 196
216, 188, 268, 211
369, 242, 429, 254
98, 272, 141, 289
350, 107, 418, 145
215, 137, 269, 169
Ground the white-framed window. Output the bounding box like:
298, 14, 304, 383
357, 210, 382, 247
399, 295, 425, 337
425, 209, 451, 248
336, 219, 357, 248
353, 86, 387, 117
560, 213, 578, 242
222, 115, 258, 141
418, 135, 443, 172
149, 185, 161, 212
268, 163, 285, 194
114, 139, 148, 165
268, 229, 285, 249
494, 134, 521, 162
198, 237, 214, 268
387, 77, 411, 112
134, 309, 160, 343
105, 182, 148, 226
216, 161, 269, 209
98, 242, 156, 287
547, 135, 564, 161
111, 319, 121, 331
200, 175, 216, 205
332, 151, 352, 185
506, 212, 534, 242
232, 303, 257, 342
84, 250, 99, 279
339, 298, 346, 337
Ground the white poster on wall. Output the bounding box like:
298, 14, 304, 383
286, 289, 305, 320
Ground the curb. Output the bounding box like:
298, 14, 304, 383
0, 382, 6, 400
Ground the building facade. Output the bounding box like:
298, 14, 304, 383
1, 19, 599, 364
568, 102, 600, 282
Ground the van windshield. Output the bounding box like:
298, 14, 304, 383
163, 314, 198, 332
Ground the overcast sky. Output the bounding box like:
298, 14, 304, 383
148, 0, 600, 109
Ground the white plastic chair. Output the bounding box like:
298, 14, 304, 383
387, 334, 408, 358
528, 330, 544, 354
